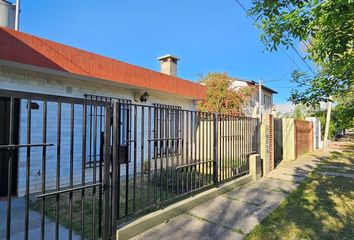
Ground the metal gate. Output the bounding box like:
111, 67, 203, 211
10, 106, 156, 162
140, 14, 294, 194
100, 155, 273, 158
274, 118, 283, 167
0, 89, 112, 240
0, 89, 260, 240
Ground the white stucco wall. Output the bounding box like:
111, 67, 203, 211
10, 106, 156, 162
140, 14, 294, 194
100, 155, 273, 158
0, 65, 197, 196
232, 80, 274, 117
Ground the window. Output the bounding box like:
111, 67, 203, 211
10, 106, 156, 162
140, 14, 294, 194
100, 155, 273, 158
153, 103, 182, 158
263, 94, 272, 112
84, 94, 131, 168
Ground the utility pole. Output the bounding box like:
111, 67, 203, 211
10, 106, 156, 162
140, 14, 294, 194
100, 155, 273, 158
258, 79, 262, 119
15, 0, 20, 31
323, 96, 333, 151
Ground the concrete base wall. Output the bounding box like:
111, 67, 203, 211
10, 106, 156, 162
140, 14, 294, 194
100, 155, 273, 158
116, 175, 253, 240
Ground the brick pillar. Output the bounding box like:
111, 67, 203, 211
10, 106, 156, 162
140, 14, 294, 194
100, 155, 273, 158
268, 114, 274, 171
260, 114, 275, 174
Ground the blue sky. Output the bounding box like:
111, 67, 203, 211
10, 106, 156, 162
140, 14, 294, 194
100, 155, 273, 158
18, 0, 314, 104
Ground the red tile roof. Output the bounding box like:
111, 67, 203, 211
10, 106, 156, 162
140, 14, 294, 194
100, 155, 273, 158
0, 27, 206, 99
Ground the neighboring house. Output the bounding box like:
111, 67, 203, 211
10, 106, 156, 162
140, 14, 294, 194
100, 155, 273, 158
231, 78, 278, 117
0, 27, 206, 197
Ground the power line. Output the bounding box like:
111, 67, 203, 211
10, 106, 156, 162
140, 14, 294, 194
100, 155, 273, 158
233, 0, 316, 75
289, 44, 315, 75
264, 60, 295, 83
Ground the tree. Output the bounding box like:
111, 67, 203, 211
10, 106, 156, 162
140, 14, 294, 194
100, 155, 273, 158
331, 92, 354, 131
249, 0, 354, 104
197, 73, 256, 115
311, 91, 354, 138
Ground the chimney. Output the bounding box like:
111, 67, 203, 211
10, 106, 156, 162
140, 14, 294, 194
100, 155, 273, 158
157, 54, 179, 77
0, 0, 16, 29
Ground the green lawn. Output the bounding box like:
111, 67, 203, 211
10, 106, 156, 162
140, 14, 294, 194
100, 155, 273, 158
246, 139, 354, 240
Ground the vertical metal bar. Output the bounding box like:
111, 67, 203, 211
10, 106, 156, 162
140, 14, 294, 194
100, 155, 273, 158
24, 99, 32, 240
175, 108, 180, 195
221, 115, 224, 181
227, 114, 230, 180
125, 104, 130, 216
55, 102, 61, 240
165, 108, 169, 201
140, 107, 144, 209
193, 112, 197, 189
89, 100, 93, 168
92, 106, 98, 239
209, 113, 212, 184
6, 98, 14, 240
117, 103, 121, 220
181, 111, 185, 193
191, 112, 194, 192
213, 113, 218, 186
242, 118, 245, 172
195, 112, 199, 189
153, 106, 158, 204
81, 104, 87, 238
201, 112, 205, 188
98, 104, 103, 236
171, 108, 175, 198
68, 104, 74, 240
230, 115, 233, 178
111, 102, 119, 240
41, 101, 47, 240
102, 105, 112, 240
232, 116, 235, 177
160, 107, 164, 202
227, 115, 232, 178
238, 117, 240, 173
147, 107, 151, 207
133, 105, 137, 212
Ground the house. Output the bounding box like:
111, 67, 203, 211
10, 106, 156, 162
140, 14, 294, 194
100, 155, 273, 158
231, 78, 278, 117
0, 27, 206, 197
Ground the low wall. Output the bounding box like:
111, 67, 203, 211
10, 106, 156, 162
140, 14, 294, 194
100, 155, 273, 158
282, 118, 295, 161
295, 119, 313, 158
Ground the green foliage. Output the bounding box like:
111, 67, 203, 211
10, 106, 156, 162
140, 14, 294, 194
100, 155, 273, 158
281, 104, 314, 119
331, 93, 354, 131
249, 0, 354, 104
290, 104, 307, 119
311, 93, 354, 139
197, 73, 256, 115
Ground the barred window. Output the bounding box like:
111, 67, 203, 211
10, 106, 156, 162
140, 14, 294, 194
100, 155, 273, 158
84, 94, 131, 168
153, 103, 182, 158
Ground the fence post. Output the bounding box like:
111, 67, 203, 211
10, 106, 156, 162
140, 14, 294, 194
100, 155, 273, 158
213, 113, 218, 186
103, 105, 112, 240
111, 102, 119, 240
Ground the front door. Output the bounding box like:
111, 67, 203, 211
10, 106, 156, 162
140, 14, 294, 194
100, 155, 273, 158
0, 97, 19, 197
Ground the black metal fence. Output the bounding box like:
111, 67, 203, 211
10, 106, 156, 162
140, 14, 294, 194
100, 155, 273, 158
0, 89, 260, 240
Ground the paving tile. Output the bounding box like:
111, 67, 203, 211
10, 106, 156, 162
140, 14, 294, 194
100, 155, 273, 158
189, 196, 270, 234
226, 186, 288, 208
278, 164, 315, 173
266, 171, 306, 183
247, 178, 299, 193
271, 167, 309, 177
131, 214, 243, 240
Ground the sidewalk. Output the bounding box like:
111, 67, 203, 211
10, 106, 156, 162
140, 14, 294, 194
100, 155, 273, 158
131, 140, 348, 240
